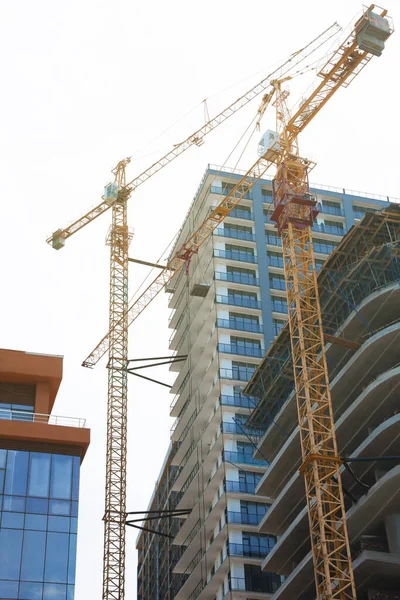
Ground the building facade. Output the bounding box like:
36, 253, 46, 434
246, 206, 400, 600
137, 164, 397, 600
0, 349, 90, 600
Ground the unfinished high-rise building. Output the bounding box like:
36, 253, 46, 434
137, 165, 397, 600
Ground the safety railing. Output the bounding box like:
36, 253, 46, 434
0, 408, 86, 428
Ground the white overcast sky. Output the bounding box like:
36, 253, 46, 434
0, 1, 399, 598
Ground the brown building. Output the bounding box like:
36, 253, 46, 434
0, 348, 90, 600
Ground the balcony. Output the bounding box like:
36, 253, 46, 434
218, 343, 263, 358
215, 272, 259, 286
313, 242, 336, 255
226, 511, 265, 526
267, 255, 284, 268
225, 479, 259, 494
217, 318, 263, 334
224, 450, 267, 467
214, 249, 257, 264
210, 185, 253, 200
271, 299, 288, 314
219, 368, 256, 383
220, 394, 260, 409
313, 223, 346, 236
214, 228, 256, 242
0, 407, 86, 428
228, 542, 272, 558
321, 204, 345, 216
228, 575, 280, 594
269, 278, 286, 291
265, 234, 282, 247
216, 295, 261, 310
229, 208, 254, 220
222, 422, 266, 440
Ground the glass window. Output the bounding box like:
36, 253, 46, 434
70, 518, 78, 534
21, 530, 46, 582
67, 585, 75, 600
25, 513, 48, 531
0, 449, 6, 468
72, 457, 80, 502
0, 580, 18, 599
48, 516, 70, 532
1, 511, 25, 529
3, 495, 25, 512
19, 581, 43, 600
29, 452, 51, 497
50, 500, 71, 516
44, 583, 67, 600
0, 528, 23, 579
5, 450, 29, 496
26, 497, 48, 514
51, 455, 73, 500
0, 469, 4, 494
68, 535, 77, 584
45, 532, 69, 583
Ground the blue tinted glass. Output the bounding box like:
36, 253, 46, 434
28, 452, 51, 497
19, 581, 43, 600
21, 530, 46, 582
45, 532, 69, 583
49, 500, 70, 516
3, 495, 25, 512
0, 579, 18, 599
26, 497, 48, 514
48, 516, 70, 532
1, 511, 25, 528
70, 518, 77, 534
25, 513, 48, 531
0, 528, 23, 579
68, 535, 77, 585
5, 450, 29, 495
67, 584, 75, 600
0, 469, 4, 493
71, 502, 78, 517
44, 583, 67, 600
0, 449, 6, 468
72, 457, 80, 501
50, 455, 73, 500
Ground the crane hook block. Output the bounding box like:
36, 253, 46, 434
356, 10, 391, 57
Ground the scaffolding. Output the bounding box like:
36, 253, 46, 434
247, 204, 400, 428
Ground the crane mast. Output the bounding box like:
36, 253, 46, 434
272, 80, 356, 599
102, 159, 131, 600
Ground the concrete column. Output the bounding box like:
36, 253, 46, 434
384, 513, 400, 554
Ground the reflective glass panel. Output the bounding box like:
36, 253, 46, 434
21, 530, 46, 581
1, 511, 25, 529
3, 495, 26, 512
0, 528, 23, 579
68, 535, 77, 584
26, 497, 48, 514
25, 513, 48, 531
19, 581, 43, 600
44, 583, 67, 600
45, 532, 69, 583
50, 455, 73, 500
0, 579, 18, 599
5, 450, 29, 496
28, 452, 51, 497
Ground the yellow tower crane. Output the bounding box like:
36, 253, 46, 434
46, 26, 336, 600
82, 6, 393, 599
